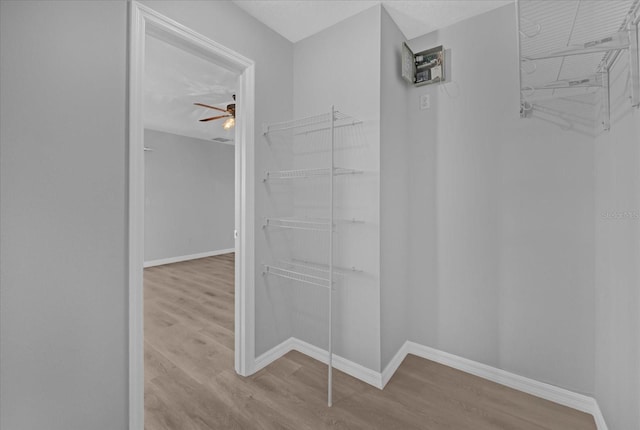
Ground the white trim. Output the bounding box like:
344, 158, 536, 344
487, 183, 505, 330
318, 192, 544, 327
128, 4, 145, 430
381, 341, 409, 388
405, 341, 596, 414
291, 338, 383, 388
128, 2, 255, 429
143, 248, 235, 268
254, 337, 295, 373
253, 337, 383, 388
254, 338, 607, 429
592, 401, 609, 430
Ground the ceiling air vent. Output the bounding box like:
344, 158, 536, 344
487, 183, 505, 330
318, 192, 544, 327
212, 137, 233, 143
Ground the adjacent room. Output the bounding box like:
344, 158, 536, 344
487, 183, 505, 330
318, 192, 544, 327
141, 34, 239, 425
1, 1, 638, 430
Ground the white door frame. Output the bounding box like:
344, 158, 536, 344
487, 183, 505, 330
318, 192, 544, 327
128, 2, 256, 429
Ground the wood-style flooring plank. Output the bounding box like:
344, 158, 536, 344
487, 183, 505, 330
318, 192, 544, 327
144, 254, 596, 430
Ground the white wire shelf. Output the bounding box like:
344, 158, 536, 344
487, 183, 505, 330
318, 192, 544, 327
263, 260, 362, 288
288, 258, 363, 275
263, 263, 331, 289
263, 217, 365, 232
263, 111, 361, 136
263, 167, 363, 181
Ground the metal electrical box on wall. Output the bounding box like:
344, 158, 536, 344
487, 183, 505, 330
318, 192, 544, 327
402, 43, 445, 86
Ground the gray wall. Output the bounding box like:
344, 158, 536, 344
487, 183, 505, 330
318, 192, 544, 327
594, 49, 640, 429
0, 1, 128, 429
380, 7, 410, 370
144, 129, 234, 262
407, 4, 596, 395
1, 0, 294, 427
292, 5, 382, 371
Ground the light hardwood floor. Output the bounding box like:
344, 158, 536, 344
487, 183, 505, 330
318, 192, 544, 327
144, 254, 596, 430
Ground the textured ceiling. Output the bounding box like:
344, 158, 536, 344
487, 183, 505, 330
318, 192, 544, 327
232, 0, 512, 42
144, 35, 238, 143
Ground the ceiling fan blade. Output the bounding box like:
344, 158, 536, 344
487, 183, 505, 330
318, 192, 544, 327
199, 115, 231, 122
194, 102, 228, 113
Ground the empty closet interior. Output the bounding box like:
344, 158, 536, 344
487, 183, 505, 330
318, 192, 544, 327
256, 1, 640, 429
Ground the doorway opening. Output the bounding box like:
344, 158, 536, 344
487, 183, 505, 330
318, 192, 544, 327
128, 3, 256, 429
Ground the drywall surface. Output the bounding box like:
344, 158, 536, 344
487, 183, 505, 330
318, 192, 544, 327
292, 5, 382, 371
594, 54, 640, 429
144, 129, 234, 262
380, 7, 410, 370
141, 0, 295, 357
0, 1, 128, 429
407, 4, 596, 394
1, 0, 293, 427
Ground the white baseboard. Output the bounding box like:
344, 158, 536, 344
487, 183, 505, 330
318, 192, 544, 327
254, 338, 608, 429
144, 248, 235, 268
253, 337, 382, 388
591, 402, 609, 430
405, 342, 593, 412
381, 341, 409, 387
254, 337, 294, 373
290, 338, 383, 388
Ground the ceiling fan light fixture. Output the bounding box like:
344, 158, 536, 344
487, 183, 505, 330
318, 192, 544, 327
223, 117, 235, 130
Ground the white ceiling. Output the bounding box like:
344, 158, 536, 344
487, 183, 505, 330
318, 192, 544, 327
144, 35, 238, 143
232, 0, 512, 42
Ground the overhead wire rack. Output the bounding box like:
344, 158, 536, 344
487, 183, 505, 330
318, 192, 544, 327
517, 0, 640, 130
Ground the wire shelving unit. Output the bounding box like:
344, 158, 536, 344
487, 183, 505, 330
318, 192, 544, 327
262, 106, 362, 407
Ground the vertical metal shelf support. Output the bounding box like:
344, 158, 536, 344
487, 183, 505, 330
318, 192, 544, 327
600, 69, 611, 131
328, 105, 335, 407
630, 22, 640, 107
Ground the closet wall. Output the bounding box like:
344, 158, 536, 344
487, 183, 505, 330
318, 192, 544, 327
0, 2, 129, 428
144, 129, 234, 263
292, 5, 382, 371
406, 4, 596, 394
594, 43, 640, 430
380, 7, 411, 369
1, 2, 295, 427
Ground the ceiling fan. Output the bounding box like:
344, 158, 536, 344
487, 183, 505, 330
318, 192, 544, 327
194, 94, 235, 129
